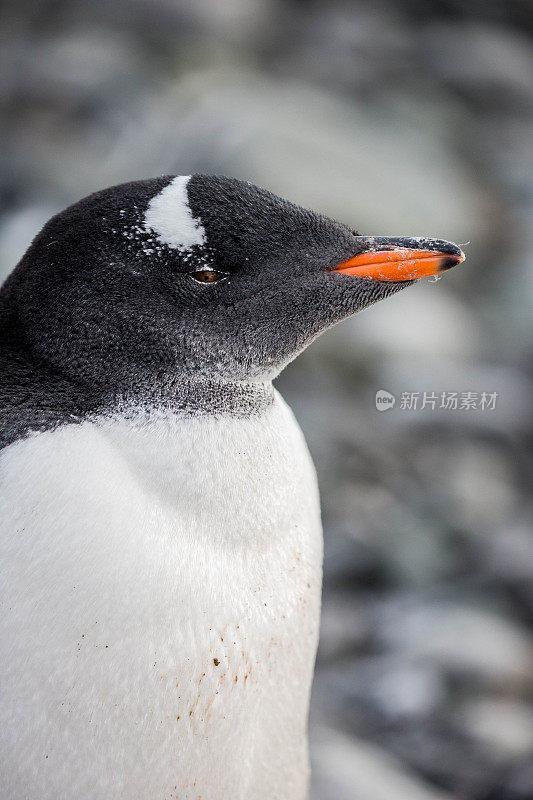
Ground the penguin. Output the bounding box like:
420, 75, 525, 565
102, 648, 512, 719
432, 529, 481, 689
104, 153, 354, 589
0, 174, 464, 800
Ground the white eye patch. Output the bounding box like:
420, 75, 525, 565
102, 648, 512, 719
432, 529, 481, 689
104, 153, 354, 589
144, 175, 206, 252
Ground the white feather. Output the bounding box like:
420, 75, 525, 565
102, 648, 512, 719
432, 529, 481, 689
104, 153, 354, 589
0, 391, 322, 800
144, 175, 206, 251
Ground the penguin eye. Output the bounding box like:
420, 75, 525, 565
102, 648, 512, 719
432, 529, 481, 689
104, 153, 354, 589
189, 269, 228, 284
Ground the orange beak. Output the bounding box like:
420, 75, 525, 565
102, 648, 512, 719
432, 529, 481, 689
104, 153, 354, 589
332, 242, 465, 282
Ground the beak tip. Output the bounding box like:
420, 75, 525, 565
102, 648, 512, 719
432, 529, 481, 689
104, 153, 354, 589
439, 250, 465, 272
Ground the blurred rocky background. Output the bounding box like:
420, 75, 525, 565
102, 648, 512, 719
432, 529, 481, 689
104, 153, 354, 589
1, 0, 532, 797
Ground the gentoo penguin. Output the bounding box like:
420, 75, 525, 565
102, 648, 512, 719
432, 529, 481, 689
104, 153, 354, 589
0, 175, 464, 800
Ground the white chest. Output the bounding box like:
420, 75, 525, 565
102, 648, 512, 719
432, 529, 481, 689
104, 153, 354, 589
0, 391, 322, 800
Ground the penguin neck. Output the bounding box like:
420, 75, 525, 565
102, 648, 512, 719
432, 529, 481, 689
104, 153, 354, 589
113, 376, 276, 418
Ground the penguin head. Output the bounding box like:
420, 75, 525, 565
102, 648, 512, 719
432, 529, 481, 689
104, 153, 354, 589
4, 175, 464, 390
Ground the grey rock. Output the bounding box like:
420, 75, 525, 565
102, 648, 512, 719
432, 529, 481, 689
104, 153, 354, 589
376, 599, 533, 689
310, 724, 457, 800
458, 698, 533, 761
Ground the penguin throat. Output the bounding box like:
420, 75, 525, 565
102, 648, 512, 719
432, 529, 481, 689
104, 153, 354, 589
111, 377, 276, 418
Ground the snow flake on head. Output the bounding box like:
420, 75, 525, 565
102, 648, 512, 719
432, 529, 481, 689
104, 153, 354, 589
143, 175, 206, 252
